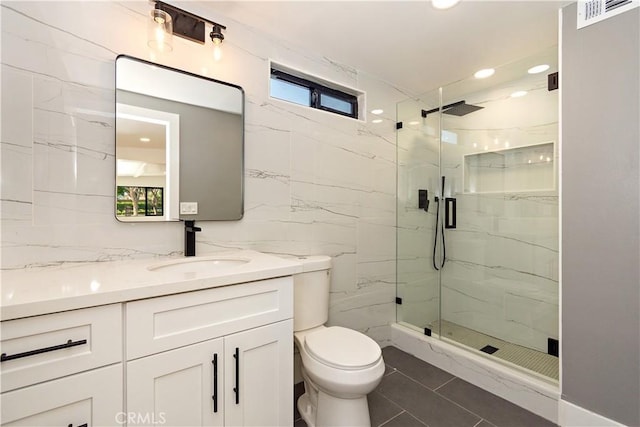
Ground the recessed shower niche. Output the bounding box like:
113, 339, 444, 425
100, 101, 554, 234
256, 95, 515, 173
463, 142, 555, 193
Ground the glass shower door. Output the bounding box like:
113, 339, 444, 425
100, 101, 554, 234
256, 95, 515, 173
438, 50, 559, 379
396, 47, 560, 380
396, 90, 442, 334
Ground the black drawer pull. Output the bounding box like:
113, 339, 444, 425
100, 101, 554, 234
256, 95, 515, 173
67, 424, 87, 427
1, 339, 87, 362
233, 347, 239, 404
212, 353, 218, 413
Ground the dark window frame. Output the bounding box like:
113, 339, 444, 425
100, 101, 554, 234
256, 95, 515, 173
270, 69, 358, 119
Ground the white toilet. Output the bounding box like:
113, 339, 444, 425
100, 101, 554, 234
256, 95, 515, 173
293, 256, 385, 427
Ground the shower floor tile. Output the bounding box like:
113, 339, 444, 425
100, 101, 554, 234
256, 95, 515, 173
294, 346, 556, 427
431, 319, 559, 380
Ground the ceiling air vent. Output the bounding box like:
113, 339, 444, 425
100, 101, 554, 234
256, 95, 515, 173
577, 0, 639, 29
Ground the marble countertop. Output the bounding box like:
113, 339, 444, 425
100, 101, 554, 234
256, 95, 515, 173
0, 250, 303, 321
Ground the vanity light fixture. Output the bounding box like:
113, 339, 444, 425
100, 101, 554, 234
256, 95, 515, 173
148, 7, 173, 52
149, 1, 226, 58
210, 24, 225, 61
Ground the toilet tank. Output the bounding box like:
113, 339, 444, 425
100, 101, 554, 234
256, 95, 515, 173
293, 256, 332, 332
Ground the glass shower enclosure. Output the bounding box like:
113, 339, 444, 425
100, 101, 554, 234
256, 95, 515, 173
396, 48, 559, 380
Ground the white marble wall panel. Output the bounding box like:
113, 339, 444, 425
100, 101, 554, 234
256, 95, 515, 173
0, 1, 407, 343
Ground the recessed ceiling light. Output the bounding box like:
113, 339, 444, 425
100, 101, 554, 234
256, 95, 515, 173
510, 90, 528, 98
409, 121, 420, 125
371, 109, 384, 115
432, 0, 461, 9
474, 68, 495, 79
140, 137, 151, 142
372, 119, 383, 124
528, 64, 550, 74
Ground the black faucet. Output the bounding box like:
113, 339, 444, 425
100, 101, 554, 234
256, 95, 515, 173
184, 220, 202, 257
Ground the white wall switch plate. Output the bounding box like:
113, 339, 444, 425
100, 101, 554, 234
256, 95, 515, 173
180, 202, 198, 214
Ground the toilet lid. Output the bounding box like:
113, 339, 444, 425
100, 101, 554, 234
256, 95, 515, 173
304, 326, 381, 370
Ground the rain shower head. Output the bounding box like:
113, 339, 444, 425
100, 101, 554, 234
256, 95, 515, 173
421, 100, 484, 118
442, 101, 483, 116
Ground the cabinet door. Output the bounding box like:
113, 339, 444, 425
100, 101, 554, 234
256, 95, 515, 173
224, 319, 293, 427
127, 338, 224, 427
0, 364, 122, 427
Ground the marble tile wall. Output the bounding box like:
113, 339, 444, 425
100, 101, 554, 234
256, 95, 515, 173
0, 1, 408, 344
396, 61, 559, 353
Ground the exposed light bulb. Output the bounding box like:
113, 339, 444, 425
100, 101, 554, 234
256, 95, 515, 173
210, 24, 225, 62
148, 8, 172, 53
213, 44, 222, 61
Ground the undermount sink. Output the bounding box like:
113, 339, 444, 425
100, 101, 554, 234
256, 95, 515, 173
147, 257, 250, 274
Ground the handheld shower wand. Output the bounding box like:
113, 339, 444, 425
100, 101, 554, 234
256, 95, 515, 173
432, 176, 447, 270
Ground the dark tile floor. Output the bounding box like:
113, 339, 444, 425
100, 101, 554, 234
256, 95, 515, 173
295, 346, 556, 427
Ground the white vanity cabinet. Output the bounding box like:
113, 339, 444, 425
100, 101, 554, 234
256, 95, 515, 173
0, 304, 123, 426
0, 252, 298, 427
125, 276, 294, 427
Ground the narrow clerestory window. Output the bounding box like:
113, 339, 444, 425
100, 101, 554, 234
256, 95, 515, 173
270, 66, 359, 119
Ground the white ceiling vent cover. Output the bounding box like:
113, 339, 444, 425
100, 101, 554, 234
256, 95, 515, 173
577, 0, 639, 29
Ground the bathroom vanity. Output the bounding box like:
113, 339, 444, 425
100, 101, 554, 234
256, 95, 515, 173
0, 251, 300, 426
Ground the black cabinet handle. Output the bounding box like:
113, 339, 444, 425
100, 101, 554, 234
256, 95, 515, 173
233, 347, 239, 404
1, 339, 87, 362
67, 424, 87, 427
212, 353, 218, 413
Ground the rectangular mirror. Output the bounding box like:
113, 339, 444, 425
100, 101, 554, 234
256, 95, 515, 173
115, 55, 244, 222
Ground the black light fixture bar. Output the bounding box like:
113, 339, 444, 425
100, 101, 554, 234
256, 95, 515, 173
154, 1, 225, 45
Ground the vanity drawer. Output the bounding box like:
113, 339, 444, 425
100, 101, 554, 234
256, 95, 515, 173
1, 304, 122, 392
1, 363, 122, 427
126, 276, 293, 360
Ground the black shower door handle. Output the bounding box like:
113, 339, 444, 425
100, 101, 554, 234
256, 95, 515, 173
445, 197, 456, 229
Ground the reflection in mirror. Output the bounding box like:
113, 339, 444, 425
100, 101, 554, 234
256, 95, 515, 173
115, 55, 244, 222
116, 103, 179, 221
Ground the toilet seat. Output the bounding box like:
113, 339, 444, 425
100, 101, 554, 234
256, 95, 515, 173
304, 326, 381, 370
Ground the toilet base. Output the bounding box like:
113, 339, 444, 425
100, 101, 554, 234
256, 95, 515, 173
297, 385, 371, 427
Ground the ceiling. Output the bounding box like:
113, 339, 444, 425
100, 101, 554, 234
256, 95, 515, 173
209, 0, 568, 95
